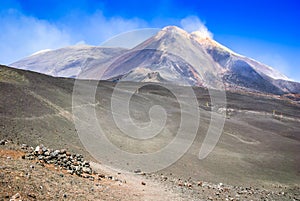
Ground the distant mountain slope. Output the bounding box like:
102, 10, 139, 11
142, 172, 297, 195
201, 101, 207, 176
10, 26, 300, 94
11, 45, 127, 78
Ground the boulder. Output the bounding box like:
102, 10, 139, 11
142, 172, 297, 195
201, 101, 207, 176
82, 167, 92, 174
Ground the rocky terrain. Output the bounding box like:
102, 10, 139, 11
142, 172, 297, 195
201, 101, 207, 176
0, 139, 181, 201
1, 140, 299, 200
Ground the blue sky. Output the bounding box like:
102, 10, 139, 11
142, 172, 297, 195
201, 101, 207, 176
1, 0, 300, 81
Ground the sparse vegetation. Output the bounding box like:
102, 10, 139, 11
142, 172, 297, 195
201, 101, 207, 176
0, 67, 29, 85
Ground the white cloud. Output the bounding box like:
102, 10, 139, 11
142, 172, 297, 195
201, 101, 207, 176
180, 16, 213, 39
0, 10, 215, 65
0, 9, 71, 64
62, 10, 148, 45
0, 9, 148, 65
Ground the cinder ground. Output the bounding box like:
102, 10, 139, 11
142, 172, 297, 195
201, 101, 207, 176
0, 65, 300, 200
0, 141, 184, 201
1, 141, 299, 201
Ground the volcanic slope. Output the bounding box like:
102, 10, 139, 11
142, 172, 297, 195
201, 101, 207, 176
0, 65, 299, 189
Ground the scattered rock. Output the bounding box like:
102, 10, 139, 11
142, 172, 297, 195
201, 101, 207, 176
38, 155, 44, 160
141, 181, 146, 185
134, 169, 142, 174
161, 175, 168, 181
82, 167, 92, 174
34, 146, 40, 153
178, 182, 183, 187
11, 192, 20, 199
0, 140, 7, 145
27, 193, 36, 199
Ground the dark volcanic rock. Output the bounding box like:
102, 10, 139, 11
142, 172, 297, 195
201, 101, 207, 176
24, 144, 96, 177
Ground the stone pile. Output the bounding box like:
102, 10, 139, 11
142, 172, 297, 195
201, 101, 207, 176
0, 139, 9, 145
21, 144, 94, 178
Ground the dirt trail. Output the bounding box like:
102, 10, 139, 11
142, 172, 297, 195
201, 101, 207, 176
224, 132, 260, 145
90, 162, 183, 201
25, 89, 74, 121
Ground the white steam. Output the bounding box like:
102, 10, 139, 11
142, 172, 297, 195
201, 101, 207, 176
180, 16, 213, 39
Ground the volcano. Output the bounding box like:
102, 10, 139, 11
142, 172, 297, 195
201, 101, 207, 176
11, 26, 300, 95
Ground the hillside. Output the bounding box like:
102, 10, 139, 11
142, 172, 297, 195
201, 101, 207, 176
1, 64, 300, 186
